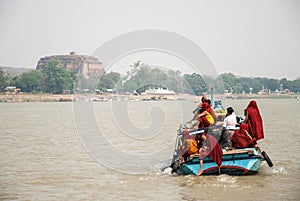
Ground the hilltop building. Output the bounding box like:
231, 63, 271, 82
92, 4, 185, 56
36, 52, 105, 79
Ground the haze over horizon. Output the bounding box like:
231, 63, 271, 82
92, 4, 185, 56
1, 0, 299, 80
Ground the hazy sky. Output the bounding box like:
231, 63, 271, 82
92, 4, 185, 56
1, 0, 299, 80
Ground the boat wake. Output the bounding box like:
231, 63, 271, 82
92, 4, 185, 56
152, 160, 173, 175
272, 167, 287, 175
161, 167, 173, 175
216, 174, 238, 184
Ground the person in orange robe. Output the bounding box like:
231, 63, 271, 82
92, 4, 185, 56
179, 130, 199, 164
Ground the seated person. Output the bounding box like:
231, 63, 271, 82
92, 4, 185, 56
179, 130, 200, 164
193, 101, 217, 129
231, 123, 257, 148
190, 96, 207, 122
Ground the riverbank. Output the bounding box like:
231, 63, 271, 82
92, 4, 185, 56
0, 93, 73, 102
0, 93, 191, 103
0, 93, 298, 103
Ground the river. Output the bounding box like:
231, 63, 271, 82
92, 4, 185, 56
1, 98, 299, 200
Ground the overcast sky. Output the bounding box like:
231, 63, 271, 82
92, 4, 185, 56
1, 0, 299, 80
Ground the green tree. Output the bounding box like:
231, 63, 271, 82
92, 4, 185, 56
286, 78, 300, 93
280, 78, 288, 90
183, 73, 207, 95
42, 60, 76, 94
98, 71, 121, 91
77, 74, 99, 92
122, 80, 138, 93
232, 82, 245, 94
150, 68, 168, 84
0, 68, 8, 92
17, 70, 44, 92
165, 70, 183, 93
121, 64, 168, 93
219, 73, 236, 92
9, 76, 20, 88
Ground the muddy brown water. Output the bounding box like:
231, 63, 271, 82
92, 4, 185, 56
1, 99, 299, 200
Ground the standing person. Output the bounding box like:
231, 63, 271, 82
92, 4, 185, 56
220, 107, 237, 148
244, 100, 264, 140
197, 133, 223, 176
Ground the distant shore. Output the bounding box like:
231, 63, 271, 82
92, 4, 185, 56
0, 92, 298, 103
0, 93, 73, 102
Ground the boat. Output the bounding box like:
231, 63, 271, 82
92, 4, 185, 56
144, 87, 175, 95
170, 125, 273, 176
58, 97, 73, 102
213, 100, 226, 121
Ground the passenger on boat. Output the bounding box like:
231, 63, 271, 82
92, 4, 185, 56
231, 123, 257, 148
244, 100, 264, 140
179, 130, 199, 164
220, 107, 237, 148
193, 101, 217, 129
184, 97, 207, 129
190, 96, 207, 122
197, 133, 223, 176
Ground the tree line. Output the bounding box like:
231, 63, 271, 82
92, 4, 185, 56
0, 60, 76, 94
0, 60, 299, 95
98, 61, 300, 95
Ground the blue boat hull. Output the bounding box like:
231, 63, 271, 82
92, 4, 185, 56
176, 148, 263, 175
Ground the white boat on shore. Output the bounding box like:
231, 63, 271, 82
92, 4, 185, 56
144, 87, 175, 95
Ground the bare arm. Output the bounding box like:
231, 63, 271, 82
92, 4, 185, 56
244, 110, 248, 123
198, 111, 208, 118
245, 130, 252, 139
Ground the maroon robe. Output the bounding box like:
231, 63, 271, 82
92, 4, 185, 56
199, 134, 223, 167
197, 116, 211, 128
182, 129, 195, 140
197, 102, 217, 129
231, 124, 257, 148
245, 100, 264, 140
201, 102, 218, 122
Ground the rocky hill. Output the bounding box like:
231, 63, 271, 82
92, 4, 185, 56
36, 52, 105, 79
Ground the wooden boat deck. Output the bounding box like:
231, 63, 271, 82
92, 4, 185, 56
189, 149, 255, 160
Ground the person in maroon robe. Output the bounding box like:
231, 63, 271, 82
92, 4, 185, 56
202, 100, 218, 122
244, 100, 264, 140
194, 101, 217, 129
231, 123, 257, 148
197, 133, 223, 176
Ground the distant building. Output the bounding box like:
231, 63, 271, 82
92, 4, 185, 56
36, 52, 105, 79
282, 88, 291, 94
258, 89, 268, 95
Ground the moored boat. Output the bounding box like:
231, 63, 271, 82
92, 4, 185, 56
59, 97, 73, 102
